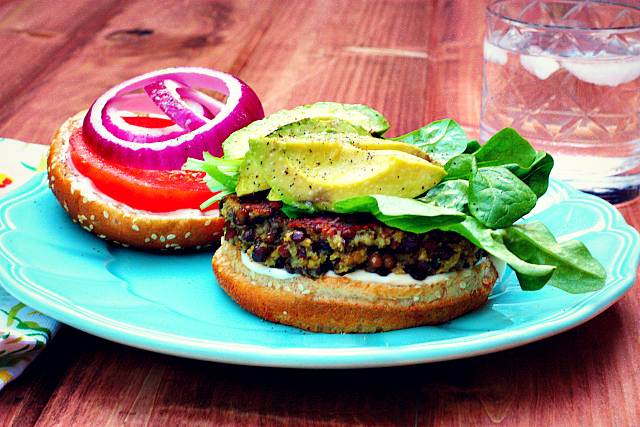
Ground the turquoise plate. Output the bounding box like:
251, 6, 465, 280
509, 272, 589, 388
0, 173, 638, 368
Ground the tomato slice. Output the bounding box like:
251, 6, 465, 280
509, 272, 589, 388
69, 129, 218, 212
121, 116, 176, 128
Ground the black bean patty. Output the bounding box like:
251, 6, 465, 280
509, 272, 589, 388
221, 193, 486, 280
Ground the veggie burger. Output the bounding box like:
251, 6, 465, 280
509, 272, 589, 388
187, 102, 607, 333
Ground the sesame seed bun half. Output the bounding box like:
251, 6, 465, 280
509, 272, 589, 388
47, 111, 224, 250
212, 239, 499, 333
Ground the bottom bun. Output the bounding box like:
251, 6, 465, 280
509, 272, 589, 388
212, 240, 499, 333
47, 111, 224, 250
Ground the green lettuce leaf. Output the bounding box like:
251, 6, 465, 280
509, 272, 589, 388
391, 119, 467, 165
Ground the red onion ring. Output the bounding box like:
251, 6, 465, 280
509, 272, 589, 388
102, 93, 188, 143
83, 67, 264, 170
144, 80, 208, 132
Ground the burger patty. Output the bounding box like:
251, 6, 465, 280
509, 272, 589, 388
220, 194, 486, 280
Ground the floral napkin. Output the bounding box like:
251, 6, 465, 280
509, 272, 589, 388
0, 138, 60, 391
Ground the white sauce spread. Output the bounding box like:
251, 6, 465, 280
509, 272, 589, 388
66, 152, 218, 218
240, 250, 507, 286
241, 251, 300, 279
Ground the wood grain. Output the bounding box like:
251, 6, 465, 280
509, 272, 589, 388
0, 0, 279, 145
0, 0, 639, 426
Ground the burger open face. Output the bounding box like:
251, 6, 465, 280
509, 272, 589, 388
185, 102, 607, 333
47, 68, 264, 250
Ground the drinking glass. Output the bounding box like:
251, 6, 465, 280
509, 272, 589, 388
480, 0, 640, 204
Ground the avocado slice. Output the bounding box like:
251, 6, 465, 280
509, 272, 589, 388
248, 136, 446, 211
222, 102, 390, 160
268, 117, 371, 138
303, 133, 435, 162
235, 116, 381, 196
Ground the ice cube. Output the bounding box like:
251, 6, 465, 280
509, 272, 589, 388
519, 54, 560, 80
484, 39, 507, 65
560, 56, 640, 86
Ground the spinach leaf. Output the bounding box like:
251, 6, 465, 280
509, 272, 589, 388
332, 195, 466, 233
473, 127, 538, 169
419, 180, 470, 213
464, 139, 482, 154
443, 218, 557, 290
443, 153, 476, 181
469, 167, 537, 229
470, 128, 553, 197
391, 119, 467, 165
516, 151, 554, 198
282, 204, 316, 218
502, 222, 607, 293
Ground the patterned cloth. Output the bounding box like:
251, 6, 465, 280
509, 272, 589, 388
0, 139, 60, 391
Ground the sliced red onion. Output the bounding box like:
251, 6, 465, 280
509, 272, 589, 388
83, 67, 264, 170
177, 85, 225, 117
144, 80, 208, 132
102, 93, 188, 143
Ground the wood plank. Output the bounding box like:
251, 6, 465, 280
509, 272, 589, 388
0, 0, 280, 145
414, 301, 640, 426
1, 0, 640, 426
0, 327, 83, 427
425, 0, 487, 140
239, 0, 437, 137
0, 0, 131, 142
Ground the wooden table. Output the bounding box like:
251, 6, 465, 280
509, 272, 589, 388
1, 0, 639, 425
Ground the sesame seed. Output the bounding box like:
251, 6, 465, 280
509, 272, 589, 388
301, 290, 311, 295
151, 234, 157, 240
90, 215, 95, 220
160, 236, 166, 242
145, 238, 150, 243
185, 232, 191, 238
103, 211, 109, 219
284, 286, 291, 292
167, 234, 175, 240
205, 219, 212, 226
413, 296, 420, 301
132, 224, 140, 231
283, 311, 288, 315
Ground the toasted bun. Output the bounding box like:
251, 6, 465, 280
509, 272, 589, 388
213, 240, 498, 333
47, 111, 224, 250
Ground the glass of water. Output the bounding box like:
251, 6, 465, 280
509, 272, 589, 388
480, 0, 640, 204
